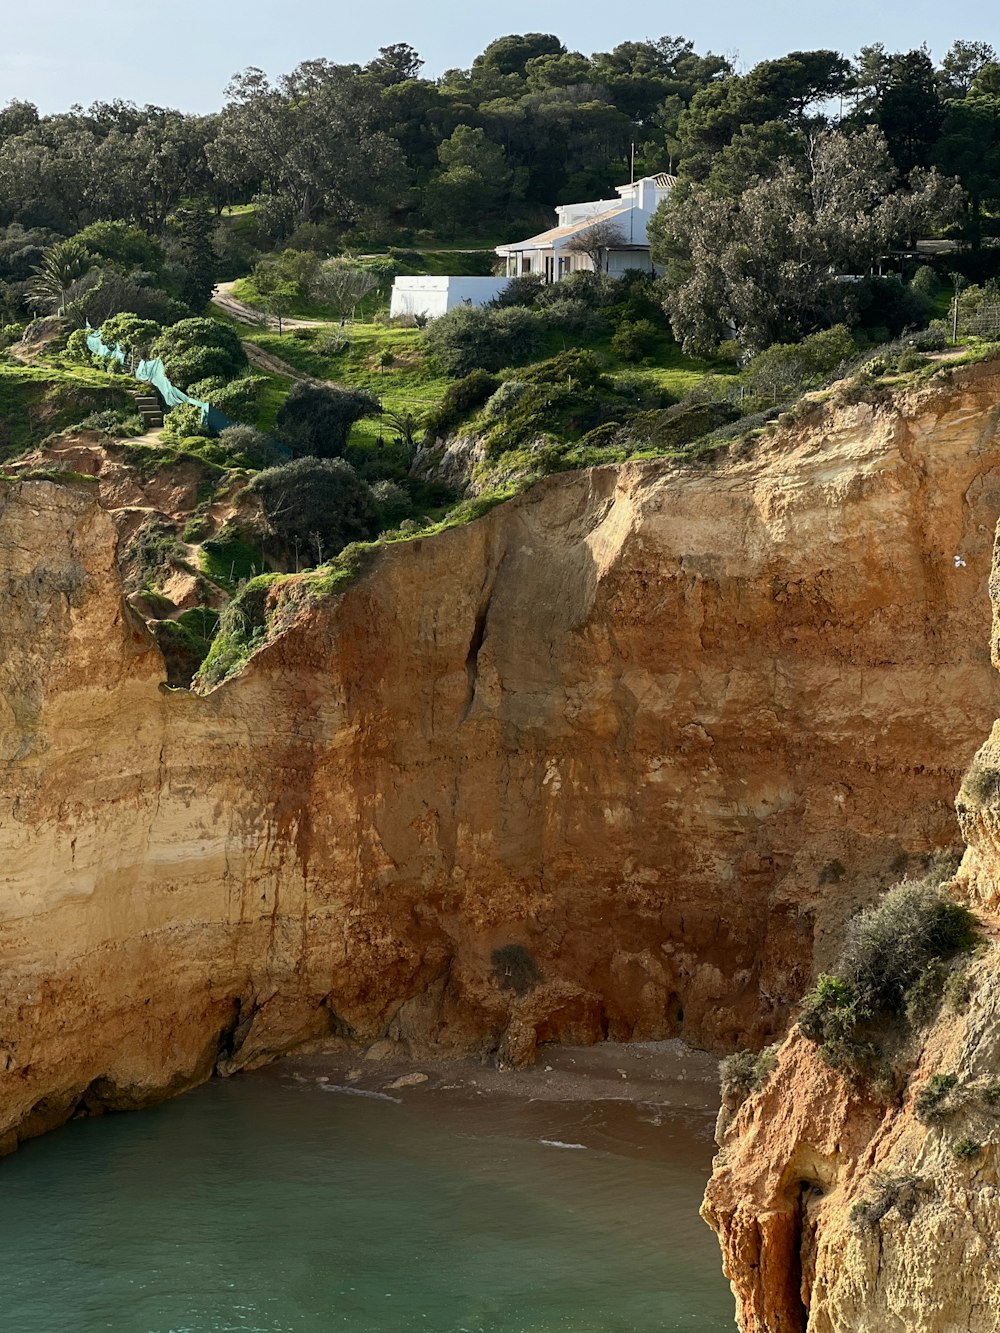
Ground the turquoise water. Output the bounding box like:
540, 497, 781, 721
0, 1065, 734, 1332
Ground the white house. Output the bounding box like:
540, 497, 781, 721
389, 275, 510, 321
495, 174, 676, 282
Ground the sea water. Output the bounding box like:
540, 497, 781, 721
0, 1049, 734, 1332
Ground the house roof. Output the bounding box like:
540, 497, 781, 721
496, 207, 631, 254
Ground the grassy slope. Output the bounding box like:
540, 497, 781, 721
0, 362, 133, 459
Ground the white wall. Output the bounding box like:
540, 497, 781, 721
389, 276, 510, 320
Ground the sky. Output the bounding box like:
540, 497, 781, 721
3, 0, 1000, 114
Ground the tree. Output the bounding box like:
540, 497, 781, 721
209, 62, 409, 237
72, 221, 165, 274
934, 93, 1000, 245
650, 127, 963, 353
309, 259, 378, 322
26, 238, 92, 314
940, 41, 997, 98
168, 197, 217, 307
565, 218, 628, 272
275, 382, 380, 457
248, 456, 380, 562
423, 125, 513, 235
875, 49, 944, 176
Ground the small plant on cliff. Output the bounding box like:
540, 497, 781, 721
959, 756, 1000, 808
491, 944, 542, 998
953, 1137, 982, 1161
915, 1072, 962, 1123
719, 1044, 780, 1106
799, 878, 978, 1079
849, 1170, 925, 1232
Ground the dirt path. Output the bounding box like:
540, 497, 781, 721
211, 280, 327, 330
242, 341, 329, 385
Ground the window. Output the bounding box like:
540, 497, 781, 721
544, 254, 554, 283
521, 256, 532, 275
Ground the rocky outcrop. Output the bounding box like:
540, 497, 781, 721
3, 361, 1000, 1158
705, 363, 1000, 1333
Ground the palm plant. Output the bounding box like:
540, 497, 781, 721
27, 239, 93, 315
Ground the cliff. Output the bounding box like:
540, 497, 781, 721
3, 361, 1000, 1166
704, 365, 1000, 1331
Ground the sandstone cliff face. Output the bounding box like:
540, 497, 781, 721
704, 364, 1000, 1333
3, 362, 1000, 1157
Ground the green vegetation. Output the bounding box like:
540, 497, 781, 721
0, 363, 132, 458
849, 1171, 926, 1232
719, 1045, 780, 1106
799, 876, 978, 1080
953, 1137, 983, 1160
915, 1072, 962, 1123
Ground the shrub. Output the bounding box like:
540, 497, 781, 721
423, 368, 499, 439
491, 944, 542, 997
719, 1045, 780, 1106
540, 297, 605, 334
953, 1137, 982, 1160
99, 313, 160, 361
960, 756, 1000, 807
425, 304, 544, 376
491, 273, 544, 308
611, 318, 661, 362
187, 374, 269, 424
535, 270, 620, 310
72, 221, 164, 274
151, 318, 247, 390
215, 424, 283, 469
162, 402, 208, 444
248, 456, 379, 562
915, 1072, 961, 1122
275, 382, 380, 459
910, 266, 940, 300
849, 1171, 925, 1231
78, 406, 142, 437
799, 878, 978, 1077
370, 479, 412, 523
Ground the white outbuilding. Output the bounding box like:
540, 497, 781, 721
389, 275, 510, 321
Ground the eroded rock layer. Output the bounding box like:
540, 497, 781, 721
705, 364, 1000, 1332
3, 363, 1000, 1157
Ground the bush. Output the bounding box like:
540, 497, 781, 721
425, 304, 544, 376
914, 1072, 961, 1123
491, 273, 544, 308
849, 1171, 925, 1232
99, 313, 160, 361
78, 406, 142, 437
275, 382, 380, 459
161, 402, 208, 444
248, 456, 379, 561
423, 368, 499, 439
215, 424, 283, 469
187, 374, 268, 424
719, 1045, 780, 1105
953, 1137, 982, 1160
370, 479, 412, 523
540, 297, 606, 334
535, 270, 620, 310
799, 878, 978, 1077
151, 318, 247, 391
910, 266, 940, 300
611, 318, 661, 363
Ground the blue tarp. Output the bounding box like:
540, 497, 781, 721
86, 325, 212, 426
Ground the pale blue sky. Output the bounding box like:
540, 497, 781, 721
4, 0, 999, 113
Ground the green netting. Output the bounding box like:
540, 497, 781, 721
85, 325, 212, 425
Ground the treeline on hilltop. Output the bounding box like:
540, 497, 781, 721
2, 33, 1000, 353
